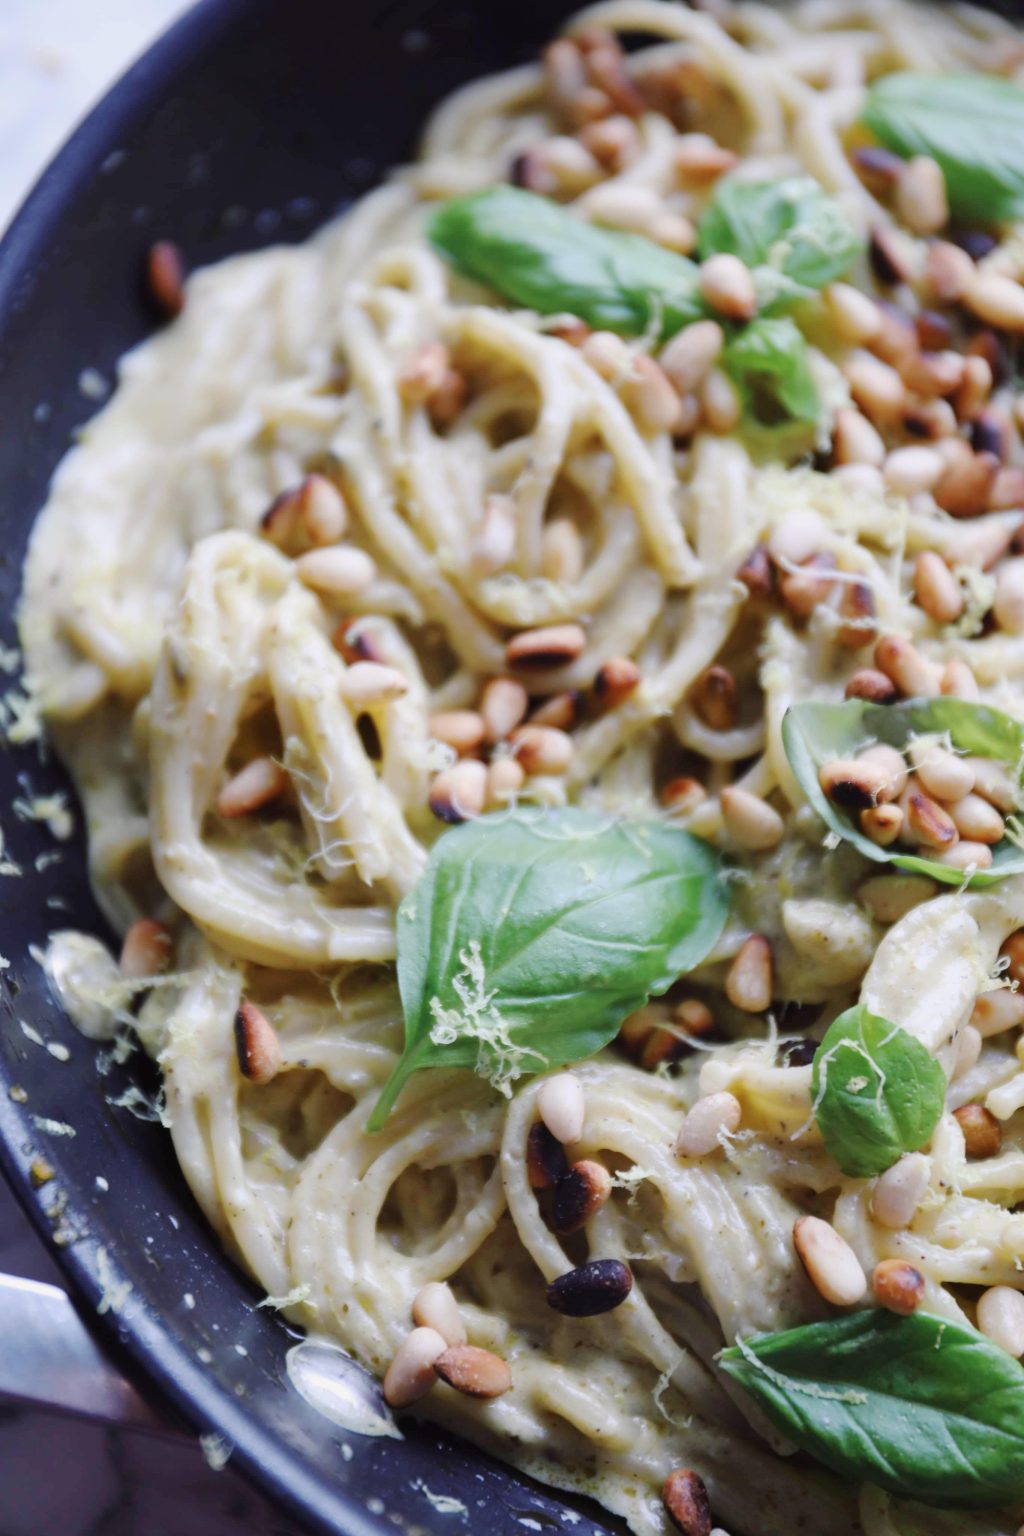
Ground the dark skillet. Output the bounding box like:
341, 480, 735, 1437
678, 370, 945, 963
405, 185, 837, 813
0, 1, 626, 1532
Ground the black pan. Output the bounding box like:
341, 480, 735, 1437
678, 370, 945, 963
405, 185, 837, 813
0, 1, 624, 1532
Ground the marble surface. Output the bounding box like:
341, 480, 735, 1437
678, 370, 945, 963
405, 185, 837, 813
0, 3, 306, 1531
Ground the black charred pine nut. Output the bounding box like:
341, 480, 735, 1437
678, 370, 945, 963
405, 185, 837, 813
546, 1258, 633, 1316
234, 1000, 282, 1084
527, 1121, 570, 1191
553, 1159, 613, 1233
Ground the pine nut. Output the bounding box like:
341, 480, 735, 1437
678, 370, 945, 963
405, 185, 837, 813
472, 495, 516, 577
873, 1152, 930, 1228
543, 37, 587, 119
147, 240, 186, 317
617, 1004, 659, 1058
662, 1468, 713, 1536
412, 1283, 466, 1348
874, 634, 941, 696
901, 350, 963, 400
936, 449, 1002, 519
621, 355, 683, 433
872, 1259, 926, 1315
929, 840, 993, 871
872, 301, 917, 365
940, 659, 980, 699
1000, 930, 1024, 985
119, 918, 172, 980
641, 1023, 689, 1071
506, 624, 586, 669
295, 545, 376, 597
720, 786, 784, 851
662, 777, 707, 817
480, 677, 528, 743
486, 757, 525, 807
262, 474, 348, 550
885, 447, 943, 496
966, 270, 1024, 332
860, 804, 903, 845
767, 510, 825, 567
909, 742, 973, 801
528, 690, 581, 731
903, 396, 957, 441
967, 757, 1017, 814
972, 986, 1024, 1036
843, 354, 906, 426
674, 132, 736, 184
990, 466, 1024, 511
926, 240, 975, 304
859, 744, 908, 801
428, 710, 486, 756
582, 329, 631, 380
593, 656, 641, 708
824, 283, 881, 344
916, 309, 952, 352
579, 115, 640, 169
836, 580, 877, 649
953, 1022, 983, 1080
552, 1159, 613, 1233
433, 1343, 511, 1399
584, 39, 646, 118
952, 354, 993, 424
689, 664, 738, 731
545, 1258, 633, 1316
428, 368, 467, 428
725, 935, 772, 1013
585, 183, 664, 234
851, 145, 904, 191
869, 224, 914, 286
833, 407, 885, 467
845, 668, 898, 704
953, 1103, 1002, 1158
234, 1000, 282, 1084
537, 135, 603, 195
818, 756, 892, 811
526, 1120, 570, 1189
398, 342, 449, 405
541, 519, 584, 584
736, 544, 774, 599
895, 155, 947, 235
995, 558, 1024, 633
675, 999, 714, 1037
217, 756, 289, 818
676, 1092, 741, 1158
658, 319, 724, 394
383, 1327, 446, 1407
913, 551, 963, 624
699, 253, 756, 321
428, 760, 487, 823
700, 367, 741, 432
779, 553, 838, 617
510, 725, 573, 775
340, 662, 409, 706
902, 787, 958, 849
948, 792, 1005, 844
793, 1215, 867, 1306
538, 1072, 585, 1143
334, 618, 387, 666
651, 213, 698, 254
978, 1287, 1024, 1357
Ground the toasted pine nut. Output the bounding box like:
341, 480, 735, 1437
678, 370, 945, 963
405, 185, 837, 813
913, 551, 964, 624
818, 756, 892, 811
147, 240, 187, 317
823, 282, 881, 344
902, 787, 958, 849
641, 1023, 689, 1071
860, 804, 903, 845
978, 1287, 1024, 1357
428, 710, 486, 756
234, 1000, 282, 1084
383, 1327, 446, 1407
526, 1120, 570, 1189
578, 114, 640, 168
858, 873, 938, 925
262, 474, 348, 551
843, 354, 905, 425
909, 742, 973, 801
658, 319, 724, 394
542, 37, 587, 119
472, 494, 516, 577
621, 355, 683, 433
929, 840, 993, 871
954, 355, 994, 422
700, 367, 741, 432
833, 407, 885, 467
720, 786, 784, 851
480, 677, 528, 743
582, 329, 631, 380
689, 664, 737, 731
895, 155, 948, 235
428, 368, 467, 428
940, 659, 980, 699
506, 624, 586, 669
916, 308, 952, 352
397, 342, 449, 405
851, 144, 904, 190
793, 1216, 867, 1307
295, 545, 375, 597
885, 446, 943, 497
412, 1283, 466, 1348
617, 1004, 659, 1058
428, 760, 487, 823
972, 986, 1024, 1036
779, 552, 838, 618
584, 39, 646, 117
725, 935, 772, 1013
553, 1159, 613, 1233
990, 466, 1024, 511
872, 301, 917, 365
953, 1103, 1002, 1158
859, 744, 908, 802
948, 792, 1005, 844
869, 224, 914, 286
836, 580, 877, 649
934, 449, 1000, 519
675, 999, 714, 1037
903, 396, 957, 440
340, 662, 409, 706
994, 558, 1024, 633
485, 756, 525, 808
674, 132, 736, 183
872, 1152, 930, 1228
541, 518, 584, 584
699, 252, 756, 321
926, 240, 975, 304
874, 634, 941, 697
1000, 930, 1024, 985
736, 544, 774, 599
967, 757, 1017, 814
217, 756, 289, 818
593, 655, 641, 708
676, 1091, 741, 1158
528, 690, 581, 731
845, 668, 898, 704
872, 1259, 926, 1315
953, 1022, 983, 1080
120, 918, 172, 980
966, 270, 1024, 332
662, 1468, 713, 1536
538, 1072, 585, 1143
535, 135, 602, 195
509, 726, 571, 776
662, 777, 707, 817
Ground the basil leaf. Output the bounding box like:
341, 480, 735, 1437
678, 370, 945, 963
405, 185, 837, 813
864, 73, 1024, 226
812, 1002, 945, 1177
782, 697, 1024, 888
723, 317, 818, 427
698, 177, 861, 309
429, 187, 705, 340
368, 808, 729, 1128
720, 1310, 1024, 1508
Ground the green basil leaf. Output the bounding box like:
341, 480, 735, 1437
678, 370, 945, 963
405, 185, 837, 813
429, 187, 705, 340
368, 808, 729, 1128
782, 697, 1024, 888
720, 1310, 1024, 1508
864, 73, 1024, 226
812, 1002, 945, 1177
723, 317, 819, 426
698, 177, 861, 309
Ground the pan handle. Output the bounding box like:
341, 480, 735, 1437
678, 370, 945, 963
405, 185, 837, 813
0, 1271, 172, 1432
